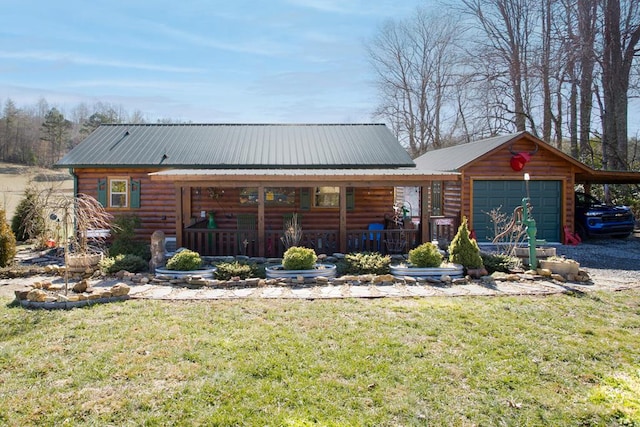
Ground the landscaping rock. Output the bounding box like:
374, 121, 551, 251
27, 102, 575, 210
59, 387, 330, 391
374, 274, 395, 283
110, 283, 131, 297
26, 289, 47, 302
73, 279, 89, 293
536, 268, 553, 277
14, 288, 30, 300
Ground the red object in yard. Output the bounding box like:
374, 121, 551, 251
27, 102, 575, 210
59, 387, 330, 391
46, 239, 56, 248
563, 225, 581, 246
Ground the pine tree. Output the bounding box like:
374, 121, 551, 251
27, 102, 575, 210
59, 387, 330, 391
448, 216, 483, 269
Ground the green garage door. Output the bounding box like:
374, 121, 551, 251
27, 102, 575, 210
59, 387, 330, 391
472, 180, 561, 243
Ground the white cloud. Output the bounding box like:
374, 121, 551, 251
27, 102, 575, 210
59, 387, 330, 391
0, 51, 204, 73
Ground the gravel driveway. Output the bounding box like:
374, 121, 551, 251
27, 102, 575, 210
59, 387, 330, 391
555, 235, 640, 286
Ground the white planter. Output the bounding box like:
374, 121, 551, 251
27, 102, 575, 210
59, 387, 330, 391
265, 264, 337, 279
155, 267, 217, 279
390, 263, 464, 279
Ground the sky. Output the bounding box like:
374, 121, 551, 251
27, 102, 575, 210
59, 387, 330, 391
1, 0, 435, 124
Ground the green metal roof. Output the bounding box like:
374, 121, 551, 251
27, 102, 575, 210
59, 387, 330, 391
57, 123, 415, 169
413, 132, 527, 171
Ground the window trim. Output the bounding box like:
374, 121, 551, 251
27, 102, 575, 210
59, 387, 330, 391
108, 177, 129, 209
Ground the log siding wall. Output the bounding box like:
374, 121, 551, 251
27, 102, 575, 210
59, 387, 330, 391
444, 141, 578, 235
73, 167, 401, 242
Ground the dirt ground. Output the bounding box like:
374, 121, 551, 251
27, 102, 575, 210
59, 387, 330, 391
0, 162, 74, 220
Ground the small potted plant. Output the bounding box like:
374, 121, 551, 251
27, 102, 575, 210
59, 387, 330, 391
155, 249, 216, 278
265, 246, 336, 279
390, 242, 463, 278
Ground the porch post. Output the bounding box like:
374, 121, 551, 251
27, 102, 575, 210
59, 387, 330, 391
420, 184, 430, 244
175, 184, 184, 247
257, 186, 265, 257
339, 185, 347, 253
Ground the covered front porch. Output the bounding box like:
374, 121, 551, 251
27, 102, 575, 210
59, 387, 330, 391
149, 168, 460, 257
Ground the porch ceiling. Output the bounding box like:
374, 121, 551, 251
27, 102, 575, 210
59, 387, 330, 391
149, 168, 460, 187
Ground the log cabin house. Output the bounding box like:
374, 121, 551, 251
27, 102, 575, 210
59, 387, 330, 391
56, 123, 459, 257
56, 125, 639, 256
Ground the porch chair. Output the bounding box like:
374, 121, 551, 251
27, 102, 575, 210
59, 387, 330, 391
364, 223, 384, 252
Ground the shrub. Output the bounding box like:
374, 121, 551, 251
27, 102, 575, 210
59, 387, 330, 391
11, 187, 45, 242
100, 254, 148, 274
282, 246, 317, 270
109, 215, 150, 260
166, 250, 202, 271
342, 252, 390, 275
215, 261, 256, 280
481, 252, 522, 274
448, 216, 484, 269
0, 209, 17, 267
408, 242, 443, 268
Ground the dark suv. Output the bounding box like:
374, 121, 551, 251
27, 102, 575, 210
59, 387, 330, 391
575, 191, 635, 239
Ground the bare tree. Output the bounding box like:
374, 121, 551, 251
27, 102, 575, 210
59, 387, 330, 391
600, 0, 640, 170
577, 0, 599, 163
462, 0, 539, 133
368, 10, 463, 156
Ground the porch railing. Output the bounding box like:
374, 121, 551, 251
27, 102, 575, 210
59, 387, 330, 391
183, 227, 420, 257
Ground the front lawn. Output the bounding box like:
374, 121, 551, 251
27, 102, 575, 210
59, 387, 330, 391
1, 290, 639, 425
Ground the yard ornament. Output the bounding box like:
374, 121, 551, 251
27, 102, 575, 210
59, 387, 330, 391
509, 142, 539, 171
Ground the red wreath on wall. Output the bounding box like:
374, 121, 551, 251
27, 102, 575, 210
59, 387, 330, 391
509, 142, 539, 171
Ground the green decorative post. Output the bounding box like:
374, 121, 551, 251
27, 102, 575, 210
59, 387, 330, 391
521, 173, 540, 269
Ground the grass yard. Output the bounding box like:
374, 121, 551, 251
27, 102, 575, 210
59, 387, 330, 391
1, 290, 639, 426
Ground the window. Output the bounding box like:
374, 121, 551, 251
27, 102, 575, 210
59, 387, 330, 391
97, 177, 141, 209
110, 178, 128, 208
314, 186, 339, 208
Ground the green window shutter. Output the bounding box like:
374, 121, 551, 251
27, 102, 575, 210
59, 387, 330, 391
346, 187, 355, 211
97, 178, 107, 206
300, 188, 311, 211
130, 179, 141, 208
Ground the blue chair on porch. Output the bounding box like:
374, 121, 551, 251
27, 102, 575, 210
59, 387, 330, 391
364, 223, 384, 252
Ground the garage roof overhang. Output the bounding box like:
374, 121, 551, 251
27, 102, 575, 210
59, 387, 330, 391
149, 168, 460, 187
575, 169, 640, 185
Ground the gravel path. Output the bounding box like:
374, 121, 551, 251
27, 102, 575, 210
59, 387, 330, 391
554, 235, 640, 285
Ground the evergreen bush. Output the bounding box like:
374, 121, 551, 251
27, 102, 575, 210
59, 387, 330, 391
215, 261, 256, 280
481, 252, 521, 273
0, 209, 17, 267
166, 250, 202, 271
108, 215, 150, 260
408, 242, 443, 268
11, 187, 45, 242
100, 254, 148, 274
448, 216, 484, 269
342, 252, 390, 275
282, 246, 317, 270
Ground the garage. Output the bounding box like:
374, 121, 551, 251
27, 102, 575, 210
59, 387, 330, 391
472, 180, 561, 243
